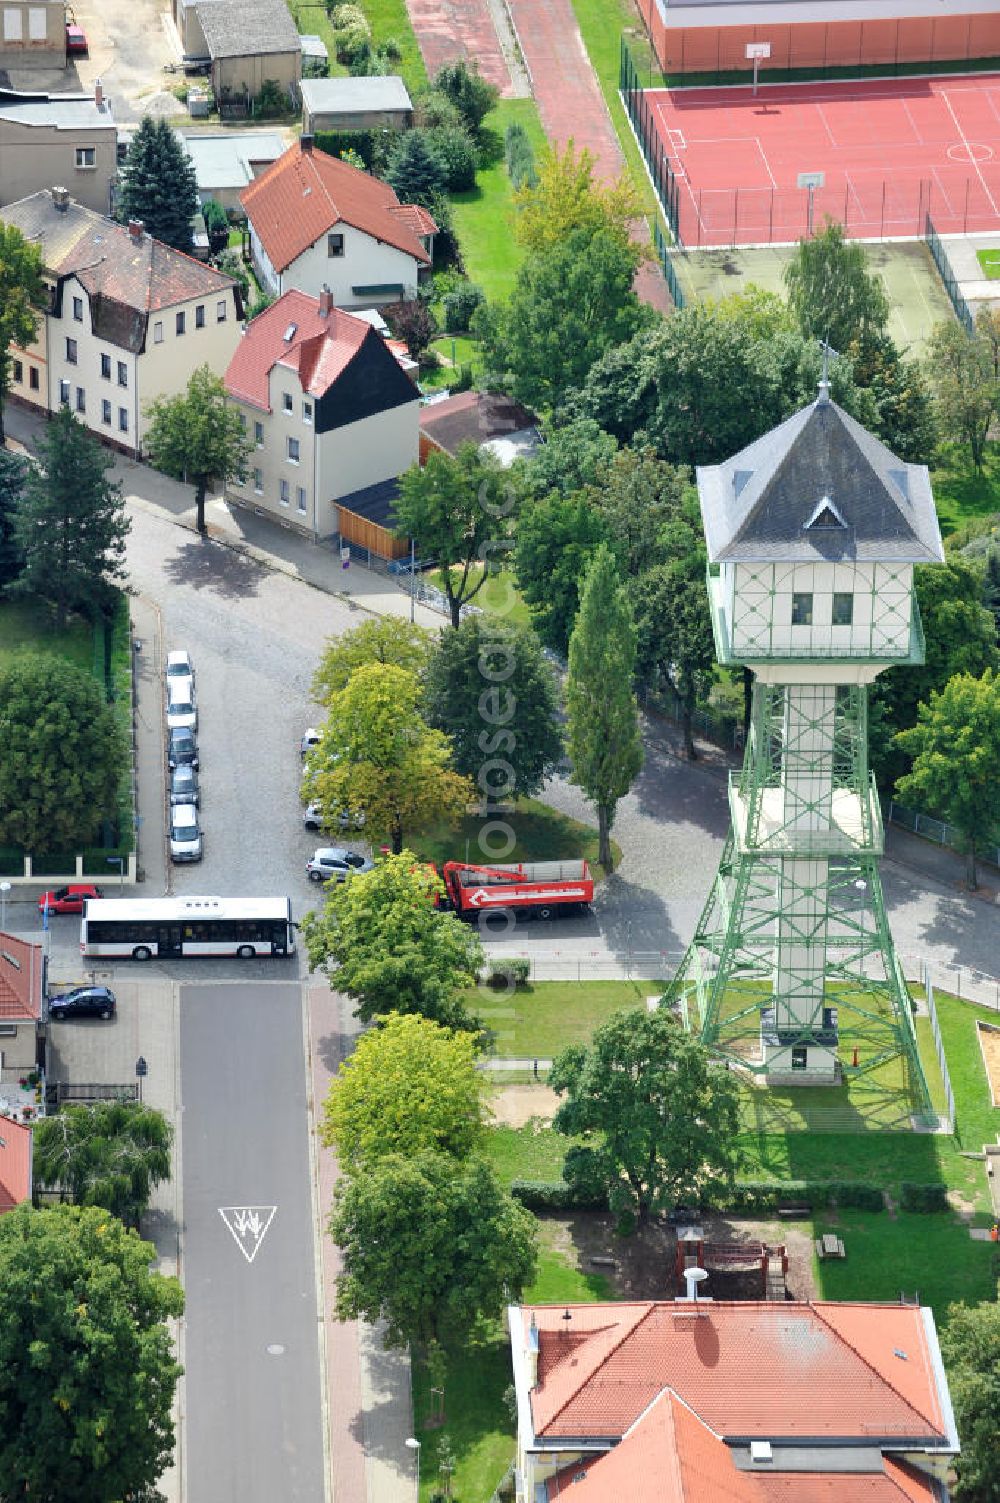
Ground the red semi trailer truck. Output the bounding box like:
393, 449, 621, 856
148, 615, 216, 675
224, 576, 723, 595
440, 859, 593, 919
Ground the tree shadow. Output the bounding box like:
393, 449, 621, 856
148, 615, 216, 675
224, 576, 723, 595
161, 536, 266, 598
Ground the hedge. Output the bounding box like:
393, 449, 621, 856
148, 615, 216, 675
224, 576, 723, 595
509, 1179, 886, 1214
898, 1182, 950, 1213
484, 957, 530, 989
504, 121, 537, 191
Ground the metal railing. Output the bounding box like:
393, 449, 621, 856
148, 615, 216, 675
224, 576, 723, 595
653, 219, 684, 308
620, 35, 681, 243
924, 213, 974, 333
887, 800, 1000, 872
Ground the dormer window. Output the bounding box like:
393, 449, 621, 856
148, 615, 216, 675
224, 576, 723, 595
804, 495, 847, 530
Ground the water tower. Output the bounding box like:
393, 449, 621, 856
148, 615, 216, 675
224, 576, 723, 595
664, 382, 943, 1104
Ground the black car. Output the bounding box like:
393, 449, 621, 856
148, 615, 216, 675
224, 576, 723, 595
168, 727, 199, 770
170, 762, 200, 806
48, 986, 116, 1021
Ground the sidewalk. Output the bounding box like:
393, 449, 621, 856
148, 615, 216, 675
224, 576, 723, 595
3, 404, 445, 632
307, 983, 414, 1503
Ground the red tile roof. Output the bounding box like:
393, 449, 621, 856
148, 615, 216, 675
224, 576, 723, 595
0, 1117, 33, 1212
59, 222, 236, 314
241, 140, 435, 274
224, 289, 376, 410
0, 934, 43, 1021
545, 1390, 940, 1503
525, 1302, 947, 1443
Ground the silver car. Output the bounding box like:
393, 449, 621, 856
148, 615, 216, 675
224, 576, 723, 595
166, 676, 198, 732
170, 803, 203, 862
306, 847, 373, 883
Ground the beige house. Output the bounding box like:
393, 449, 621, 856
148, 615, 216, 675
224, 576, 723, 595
0, 84, 117, 215
0, 0, 64, 70
2, 187, 243, 457
241, 136, 435, 308
0, 934, 43, 1082
172, 0, 301, 108
224, 286, 419, 539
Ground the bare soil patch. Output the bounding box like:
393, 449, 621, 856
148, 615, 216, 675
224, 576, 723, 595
977, 1021, 1000, 1108
492, 1084, 558, 1127
538, 1210, 820, 1303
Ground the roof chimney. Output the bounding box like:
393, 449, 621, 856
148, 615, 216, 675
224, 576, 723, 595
128, 218, 144, 244
318, 284, 333, 316
301, 134, 314, 154
94, 77, 104, 109
51, 186, 70, 212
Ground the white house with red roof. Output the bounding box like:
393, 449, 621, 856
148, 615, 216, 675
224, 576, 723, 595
510, 1301, 959, 1503
3, 187, 243, 457
240, 135, 436, 308
224, 286, 419, 537
0, 934, 44, 1082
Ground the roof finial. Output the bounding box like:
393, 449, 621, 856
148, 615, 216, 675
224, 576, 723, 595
817, 338, 831, 405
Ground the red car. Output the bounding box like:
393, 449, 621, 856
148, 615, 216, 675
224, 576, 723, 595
65, 22, 88, 55
37, 884, 103, 915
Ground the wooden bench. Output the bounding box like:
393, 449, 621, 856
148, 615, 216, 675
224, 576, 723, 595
777, 1205, 811, 1219
815, 1235, 846, 1260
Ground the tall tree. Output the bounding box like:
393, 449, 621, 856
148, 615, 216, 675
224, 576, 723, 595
118, 116, 199, 252
474, 227, 647, 413
12, 406, 129, 626
32, 1102, 173, 1230
385, 129, 447, 208
940, 1299, 1000, 1503
549, 1008, 742, 1223
395, 443, 514, 628
0, 447, 27, 589
847, 327, 937, 464
330, 1150, 536, 1349
514, 491, 610, 654
144, 364, 252, 536
322, 1012, 490, 1170
565, 545, 643, 867
895, 669, 1000, 890
0, 654, 127, 852
783, 217, 890, 353
432, 58, 499, 133
312, 616, 434, 703
301, 854, 483, 1028
0, 220, 45, 445
513, 138, 642, 254
306, 663, 473, 852
635, 558, 716, 759
582, 447, 688, 579
424, 614, 563, 798
926, 315, 998, 472
0, 1203, 184, 1503
514, 418, 618, 502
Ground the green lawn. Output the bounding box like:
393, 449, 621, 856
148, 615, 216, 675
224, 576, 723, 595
408, 796, 619, 877
427, 565, 532, 627
929, 441, 1000, 537
450, 99, 548, 302
487, 1122, 571, 1185
976, 247, 1000, 280
934, 991, 1000, 1153
286, 0, 348, 79
476, 979, 663, 1058
813, 1210, 996, 1319
358, 0, 427, 90
0, 600, 97, 673
411, 1235, 607, 1503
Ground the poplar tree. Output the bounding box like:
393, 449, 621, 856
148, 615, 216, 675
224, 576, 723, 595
565, 544, 643, 868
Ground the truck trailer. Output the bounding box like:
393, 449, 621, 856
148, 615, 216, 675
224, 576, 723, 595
440, 860, 593, 919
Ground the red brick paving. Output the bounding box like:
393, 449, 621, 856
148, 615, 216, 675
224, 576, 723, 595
405, 0, 513, 97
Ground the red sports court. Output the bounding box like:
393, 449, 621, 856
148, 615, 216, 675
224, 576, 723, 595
647, 73, 1000, 246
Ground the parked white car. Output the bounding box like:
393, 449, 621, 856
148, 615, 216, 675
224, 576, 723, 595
306, 847, 373, 882
303, 801, 365, 832
166, 649, 194, 684
170, 803, 203, 862
166, 676, 198, 731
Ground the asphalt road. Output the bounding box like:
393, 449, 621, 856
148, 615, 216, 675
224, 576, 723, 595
180, 981, 325, 1503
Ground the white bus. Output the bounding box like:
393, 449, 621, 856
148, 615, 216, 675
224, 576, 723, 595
80, 896, 295, 961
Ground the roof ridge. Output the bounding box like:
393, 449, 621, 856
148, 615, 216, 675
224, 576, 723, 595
537, 1304, 660, 1434
810, 1305, 941, 1435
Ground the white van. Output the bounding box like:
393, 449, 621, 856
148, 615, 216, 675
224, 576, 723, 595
166, 676, 198, 731
169, 803, 203, 863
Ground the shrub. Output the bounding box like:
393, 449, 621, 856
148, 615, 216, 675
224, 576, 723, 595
484, 958, 530, 989
213, 249, 249, 297
433, 58, 499, 134
426, 124, 479, 192
254, 79, 287, 118
330, 3, 372, 66
509, 1178, 608, 1211
443, 282, 485, 333
383, 297, 438, 361
452, 363, 474, 393
707, 1181, 886, 1214
505, 121, 537, 190
415, 88, 465, 132
827, 1181, 885, 1211
898, 1182, 950, 1213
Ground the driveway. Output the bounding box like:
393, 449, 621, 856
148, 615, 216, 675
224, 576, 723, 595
10, 0, 183, 120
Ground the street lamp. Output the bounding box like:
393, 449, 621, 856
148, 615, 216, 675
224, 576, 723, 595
0, 880, 10, 933
135, 1056, 148, 1105
106, 855, 125, 891
405, 1438, 421, 1503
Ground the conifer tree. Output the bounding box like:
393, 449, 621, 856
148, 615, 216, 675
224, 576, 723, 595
118, 117, 199, 252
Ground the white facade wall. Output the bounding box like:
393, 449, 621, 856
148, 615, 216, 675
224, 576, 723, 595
722, 560, 914, 659
249, 218, 423, 307
316, 402, 418, 504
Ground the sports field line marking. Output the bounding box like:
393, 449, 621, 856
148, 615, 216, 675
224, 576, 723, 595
756, 137, 777, 189
666, 127, 686, 151
929, 163, 961, 220
815, 101, 838, 149
900, 98, 929, 148
939, 87, 999, 216
843, 171, 871, 224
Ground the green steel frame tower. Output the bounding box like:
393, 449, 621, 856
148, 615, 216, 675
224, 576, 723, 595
664, 382, 944, 1103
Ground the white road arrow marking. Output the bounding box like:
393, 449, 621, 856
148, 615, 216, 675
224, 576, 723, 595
219, 1205, 277, 1264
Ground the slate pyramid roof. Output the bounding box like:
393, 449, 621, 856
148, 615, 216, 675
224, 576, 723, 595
697, 385, 944, 566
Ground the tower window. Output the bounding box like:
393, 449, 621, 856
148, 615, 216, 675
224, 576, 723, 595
832, 592, 854, 627
790, 1046, 807, 1070
791, 593, 813, 626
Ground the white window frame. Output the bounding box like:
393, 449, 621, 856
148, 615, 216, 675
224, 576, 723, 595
302, 401, 312, 424
153, 321, 163, 344
282, 393, 293, 414
72, 296, 83, 322
216, 299, 227, 322
58, 379, 70, 405
75, 146, 97, 170
3, 10, 23, 41
27, 6, 45, 38
287, 436, 300, 464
